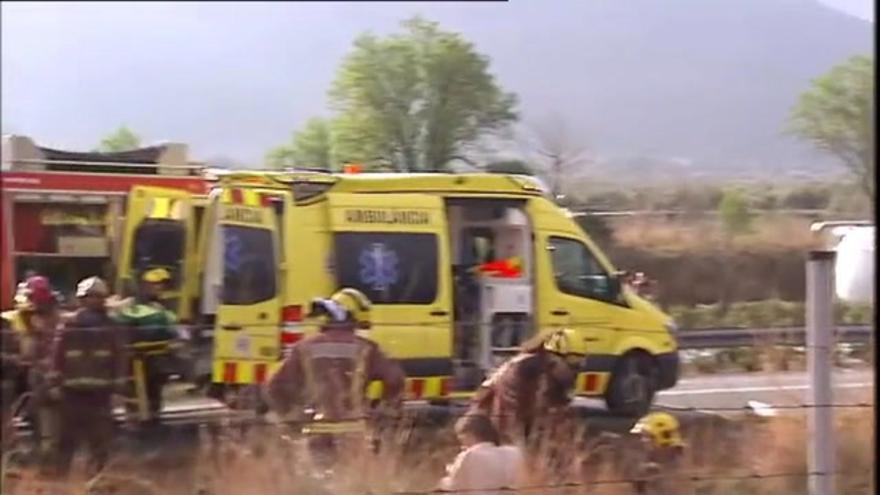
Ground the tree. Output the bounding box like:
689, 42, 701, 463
485, 160, 534, 175
97, 125, 141, 152
718, 189, 752, 236
522, 114, 591, 199
787, 54, 875, 209
266, 118, 335, 170
329, 17, 517, 172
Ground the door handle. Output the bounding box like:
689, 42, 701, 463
221, 324, 243, 331
430, 310, 449, 317
551, 309, 569, 316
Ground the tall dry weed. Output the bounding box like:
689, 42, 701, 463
3, 407, 874, 495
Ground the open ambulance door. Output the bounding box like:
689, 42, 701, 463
117, 186, 198, 320
326, 193, 454, 400
211, 188, 283, 386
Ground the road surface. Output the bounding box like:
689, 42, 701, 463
149, 368, 874, 421
574, 368, 874, 413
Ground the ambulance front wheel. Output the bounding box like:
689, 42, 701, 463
604, 351, 658, 418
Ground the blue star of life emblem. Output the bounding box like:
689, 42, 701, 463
225, 233, 244, 272
359, 242, 399, 292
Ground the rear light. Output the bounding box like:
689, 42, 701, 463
280, 331, 302, 345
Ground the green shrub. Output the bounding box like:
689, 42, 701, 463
719, 189, 753, 235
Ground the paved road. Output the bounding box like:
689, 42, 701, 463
572, 368, 874, 413
149, 368, 874, 422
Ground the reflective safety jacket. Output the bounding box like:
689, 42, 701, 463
114, 300, 177, 344
265, 328, 405, 427
1, 316, 21, 377
1, 309, 59, 370
50, 308, 128, 392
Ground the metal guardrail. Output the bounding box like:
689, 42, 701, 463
676, 325, 873, 349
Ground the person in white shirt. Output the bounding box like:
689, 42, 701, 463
437, 414, 526, 494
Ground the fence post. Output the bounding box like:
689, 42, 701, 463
806, 250, 835, 495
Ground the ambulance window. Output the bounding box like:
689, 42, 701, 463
132, 219, 185, 288
334, 232, 438, 304
548, 237, 614, 302
222, 226, 276, 305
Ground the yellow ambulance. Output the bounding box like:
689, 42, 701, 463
117, 171, 679, 415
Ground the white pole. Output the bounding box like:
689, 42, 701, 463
806, 250, 835, 495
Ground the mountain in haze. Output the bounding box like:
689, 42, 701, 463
480, 0, 873, 178
1, 0, 873, 178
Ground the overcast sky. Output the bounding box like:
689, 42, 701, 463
1, 1, 874, 165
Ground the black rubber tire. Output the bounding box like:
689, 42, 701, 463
604, 351, 659, 417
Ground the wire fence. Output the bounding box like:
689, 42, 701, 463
387, 469, 875, 494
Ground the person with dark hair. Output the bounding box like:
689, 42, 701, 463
468, 329, 584, 444
438, 414, 525, 493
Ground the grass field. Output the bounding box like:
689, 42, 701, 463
4, 405, 873, 494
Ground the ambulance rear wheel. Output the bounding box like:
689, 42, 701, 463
604, 351, 658, 417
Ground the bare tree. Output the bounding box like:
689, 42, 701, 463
520, 113, 592, 199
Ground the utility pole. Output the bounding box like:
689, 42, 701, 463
806, 250, 835, 495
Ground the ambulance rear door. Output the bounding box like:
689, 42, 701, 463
212, 188, 284, 385
118, 186, 197, 319
326, 193, 454, 398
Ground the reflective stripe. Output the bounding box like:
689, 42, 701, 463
242, 189, 261, 207
63, 377, 113, 387
93, 350, 112, 358
302, 420, 366, 435
129, 340, 173, 354
65, 350, 84, 358
349, 345, 371, 416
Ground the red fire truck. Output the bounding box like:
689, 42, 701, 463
1, 134, 210, 308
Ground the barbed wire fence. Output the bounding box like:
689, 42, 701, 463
1, 319, 874, 494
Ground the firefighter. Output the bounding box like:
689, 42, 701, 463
48, 277, 127, 477
2, 276, 62, 463
1, 316, 22, 429
468, 329, 584, 445
114, 268, 178, 426
628, 411, 693, 495
264, 288, 405, 470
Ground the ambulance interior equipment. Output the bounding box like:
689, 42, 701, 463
447, 199, 533, 388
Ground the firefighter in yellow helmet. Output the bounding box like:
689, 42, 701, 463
114, 268, 178, 427
264, 288, 404, 469
628, 412, 693, 495
468, 329, 584, 444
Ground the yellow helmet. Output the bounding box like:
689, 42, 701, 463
13, 291, 34, 311
330, 288, 372, 328
630, 412, 684, 448
141, 268, 171, 284
542, 329, 583, 363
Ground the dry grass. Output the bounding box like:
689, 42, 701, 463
611, 215, 818, 254
3, 406, 874, 495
